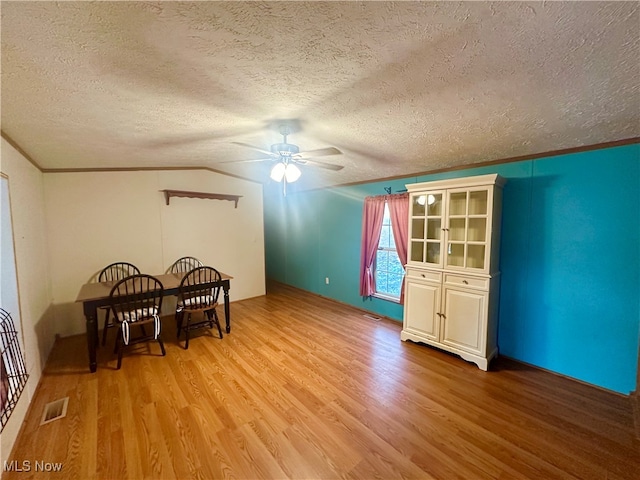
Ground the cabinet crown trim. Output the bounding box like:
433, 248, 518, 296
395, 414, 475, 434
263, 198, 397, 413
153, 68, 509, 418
406, 173, 505, 192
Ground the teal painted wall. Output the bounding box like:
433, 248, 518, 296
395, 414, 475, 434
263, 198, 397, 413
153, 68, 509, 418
263, 144, 640, 394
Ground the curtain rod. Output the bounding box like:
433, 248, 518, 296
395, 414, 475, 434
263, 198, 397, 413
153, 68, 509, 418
383, 187, 408, 194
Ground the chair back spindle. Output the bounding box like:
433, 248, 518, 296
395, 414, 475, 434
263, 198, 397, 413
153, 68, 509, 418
176, 266, 223, 348
99, 262, 140, 283
179, 267, 222, 309
109, 274, 165, 368
170, 257, 204, 274
98, 262, 140, 346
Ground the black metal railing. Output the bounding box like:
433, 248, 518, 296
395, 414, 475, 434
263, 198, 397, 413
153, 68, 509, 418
1, 308, 28, 431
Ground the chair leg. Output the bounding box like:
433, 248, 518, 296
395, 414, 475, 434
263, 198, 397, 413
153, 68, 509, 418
212, 309, 223, 339
116, 336, 124, 370
176, 311, 184, 337
101, 310, 110, 346
114, 327, 122, 354
184, 313, 191, 350
158, 336, 166, 356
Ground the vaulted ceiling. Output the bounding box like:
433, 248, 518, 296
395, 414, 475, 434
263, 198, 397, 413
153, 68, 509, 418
1, 1, 638, 191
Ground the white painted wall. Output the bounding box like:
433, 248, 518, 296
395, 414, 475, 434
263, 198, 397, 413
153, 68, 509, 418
0, 138, 54, 468
0, 137, 265, 465
43, 169, 265, 337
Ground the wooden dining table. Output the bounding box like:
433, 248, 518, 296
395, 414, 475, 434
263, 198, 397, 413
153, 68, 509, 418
76, 271, 232, 372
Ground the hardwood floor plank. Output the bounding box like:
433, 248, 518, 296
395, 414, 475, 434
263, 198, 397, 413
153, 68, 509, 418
185, 404, 238, 479
117, 374, 144, 480
279, 424, 344, 479
4, 282, 639, 479
283, 401, 362, 474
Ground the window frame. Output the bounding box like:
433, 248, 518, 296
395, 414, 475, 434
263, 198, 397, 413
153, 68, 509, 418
372, 202, 404, 303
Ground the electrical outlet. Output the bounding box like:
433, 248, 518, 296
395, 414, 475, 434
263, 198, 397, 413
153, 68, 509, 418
325, 277, 330, 285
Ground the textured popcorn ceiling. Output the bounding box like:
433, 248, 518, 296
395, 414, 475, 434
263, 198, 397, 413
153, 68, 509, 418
1, 1, 639, 191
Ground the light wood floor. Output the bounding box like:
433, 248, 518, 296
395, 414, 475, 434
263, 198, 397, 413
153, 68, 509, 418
5, 282, 639, 479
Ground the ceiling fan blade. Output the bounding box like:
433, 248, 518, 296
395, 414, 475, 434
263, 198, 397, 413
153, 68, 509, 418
144, 127, 256, 148
218, 157, 274, 165
294, 158, 344, 171
231, 142, 276, 157
296, 147, 342, 159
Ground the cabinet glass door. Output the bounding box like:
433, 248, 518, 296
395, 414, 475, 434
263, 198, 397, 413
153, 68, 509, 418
409, 192, 443, 266
445, 188, 489, 270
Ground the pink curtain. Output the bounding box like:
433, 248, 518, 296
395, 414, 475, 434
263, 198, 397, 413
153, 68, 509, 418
388, 193, 409, 303
359, 196, 386, 296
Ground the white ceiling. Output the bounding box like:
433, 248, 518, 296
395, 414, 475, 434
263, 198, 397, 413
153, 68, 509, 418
1, 1, 638, 191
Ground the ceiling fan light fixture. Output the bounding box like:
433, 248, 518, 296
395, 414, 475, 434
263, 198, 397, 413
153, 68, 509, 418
284, 163, 301, 183
231, 126, 342, 190
270, 161, 302, 183
270, 162, 286, 182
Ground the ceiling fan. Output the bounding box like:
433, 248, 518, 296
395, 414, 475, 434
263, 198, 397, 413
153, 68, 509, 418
223, 126, 343, 193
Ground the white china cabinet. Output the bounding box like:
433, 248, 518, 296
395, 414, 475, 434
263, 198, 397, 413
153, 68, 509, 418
401, 174, 505, 370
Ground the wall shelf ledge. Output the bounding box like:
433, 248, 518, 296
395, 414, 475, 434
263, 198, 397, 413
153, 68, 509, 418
161, 190, 241, 208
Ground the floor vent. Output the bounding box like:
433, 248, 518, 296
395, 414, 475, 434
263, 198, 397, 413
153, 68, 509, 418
40, 397, 69, 425
363, 314, 382, 322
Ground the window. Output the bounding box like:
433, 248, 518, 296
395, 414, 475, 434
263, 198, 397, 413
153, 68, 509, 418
359, 192, 408, 301
374, 203, 404, 301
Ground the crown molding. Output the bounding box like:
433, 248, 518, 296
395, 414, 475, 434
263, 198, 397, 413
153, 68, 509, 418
331, 136, 640, 190
1, 130, 43, 171
2, 133, 638, 189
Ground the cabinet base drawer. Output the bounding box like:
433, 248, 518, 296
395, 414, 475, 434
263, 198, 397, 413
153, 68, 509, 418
406, 268, 442, 283
444, 273, 489, 290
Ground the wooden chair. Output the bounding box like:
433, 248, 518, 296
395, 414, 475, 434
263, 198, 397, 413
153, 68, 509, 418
109, 274, 165, 369
98, 262, 140, 346
176, 266, 223, 349
169, 256, 203, 274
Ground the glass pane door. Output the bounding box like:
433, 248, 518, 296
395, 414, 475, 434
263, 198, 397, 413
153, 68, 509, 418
466, 189, 488, 269
409, 192, 443, 265
446, 191, 467, 268
445, 188, 489, 270
410, 194, 425, 262
424, 193, 442, 266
